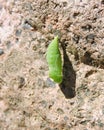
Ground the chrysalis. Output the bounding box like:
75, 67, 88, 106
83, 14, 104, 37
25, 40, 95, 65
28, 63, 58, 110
46, 36, 63, 83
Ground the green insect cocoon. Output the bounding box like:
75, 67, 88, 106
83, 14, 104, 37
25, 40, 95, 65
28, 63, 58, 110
46, 36, 63, 83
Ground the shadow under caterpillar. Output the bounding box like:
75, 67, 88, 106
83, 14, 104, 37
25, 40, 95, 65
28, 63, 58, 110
59, 43, 76, 99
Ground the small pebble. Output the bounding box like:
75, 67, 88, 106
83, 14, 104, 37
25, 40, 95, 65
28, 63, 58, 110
0, 49, 4, 55
22, 20, 33, 29
15, 29, 22, 37
45, 78, 56, 88
57, 108, 64, 114
86, 34, 95, 43
40, 100, 47, 108
64, 116, 69, 121
6, 41, 11, 49
18, 76, 25, 88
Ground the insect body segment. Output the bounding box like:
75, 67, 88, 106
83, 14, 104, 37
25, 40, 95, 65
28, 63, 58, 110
46, 36, 63, 83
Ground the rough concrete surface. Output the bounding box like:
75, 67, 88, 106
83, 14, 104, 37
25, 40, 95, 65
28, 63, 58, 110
0, 0, 104, 130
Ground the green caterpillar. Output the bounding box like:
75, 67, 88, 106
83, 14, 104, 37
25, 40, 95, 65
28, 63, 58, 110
46, 36, 63, 83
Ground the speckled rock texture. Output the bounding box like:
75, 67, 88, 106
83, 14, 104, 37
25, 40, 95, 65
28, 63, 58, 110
0, 0, 104, 130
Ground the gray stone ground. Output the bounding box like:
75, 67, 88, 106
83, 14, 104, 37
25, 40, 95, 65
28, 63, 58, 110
0, 0, 104, 130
